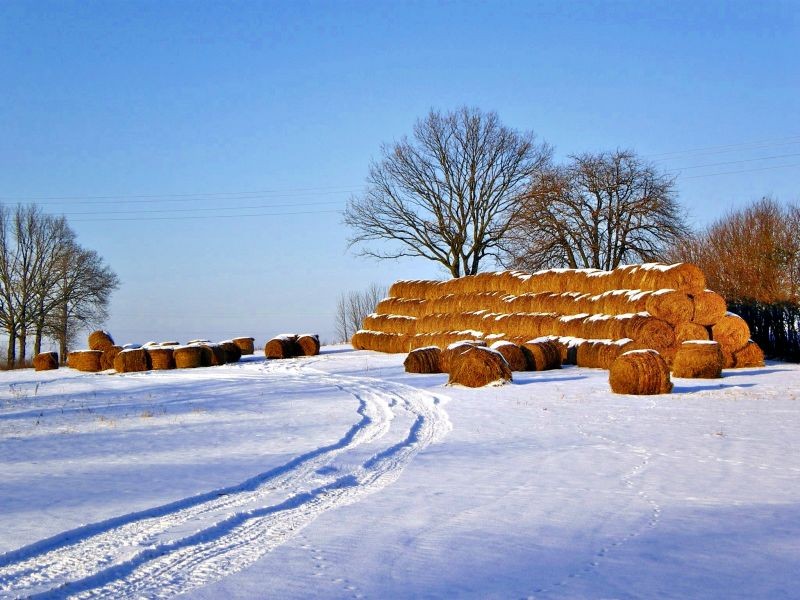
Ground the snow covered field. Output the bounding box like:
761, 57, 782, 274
1, 347, 799, 599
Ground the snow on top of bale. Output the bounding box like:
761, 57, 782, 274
622, 349, 661, 356
559, 313, 590, 323
684, 340, 719, 345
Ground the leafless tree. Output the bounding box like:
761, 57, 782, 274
345, 107, 552, 277
334, 283, 386, 343
502, 150, 689, 271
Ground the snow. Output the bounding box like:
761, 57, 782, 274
2, 349, 800, 598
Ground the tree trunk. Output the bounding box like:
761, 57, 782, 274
7, 330, 16, 369
18, 326, 27, 367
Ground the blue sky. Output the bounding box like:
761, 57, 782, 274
1, 1, 798, 345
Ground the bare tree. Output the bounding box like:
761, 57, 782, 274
334, 283, 386, 343
345, 107, 552, 277
502, 150, 689, 271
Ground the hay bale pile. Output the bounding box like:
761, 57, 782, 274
448, 345, 512, 388
265, 333, 321, 359
33, 352, 59, 371
353, 263, 764, 375
609, 350, 673, 395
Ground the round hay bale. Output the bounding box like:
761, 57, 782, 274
232, 337, 255, 355
440, 340, 487, 373
690, 289, 728, 326
448, 345, 512, 388
711, 313, 751, 352
622, 314, 675, 351
635, 263, 706, 291
219, 341, 242, 363
100, 345, 122, 370
404, 346, 442, 373
196, 343, 227, 366
609, 350, 673, 395
297, 334, 321, 357
113, 348, 150, 373
265, 335, 300, 359
67, 350, 102, 372
88, 330, 115, 352
521, 339, 562, 371
733, 340, 765, 368
147, 347, 176, 370
674, 322, 711, 344
490, 341, 529, 371
645, 290, 694, 325
671, 341, 723, 378
33, 352, 59, 371
174, 345, 203, 369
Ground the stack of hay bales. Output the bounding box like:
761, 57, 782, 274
265, 334, 321, 359
354, 263, 764, 375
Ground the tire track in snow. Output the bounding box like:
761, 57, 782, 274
0, 362, 451, 599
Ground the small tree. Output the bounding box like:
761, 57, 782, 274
503, 150, 689, 271
334, 283, 386, 343
345, 107, 551, 277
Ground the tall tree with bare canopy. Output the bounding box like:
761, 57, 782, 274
345, 107, 552, 277
503, 150, 689, 271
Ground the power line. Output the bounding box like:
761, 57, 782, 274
60, 199, 345, 216
645, 134, 800, 160
665, 152, 800, 172
679, 162, 800, 180
69, 208, 342, 222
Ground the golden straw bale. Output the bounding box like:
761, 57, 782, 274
609, 350, 673, 395
521, 339, 562, 370
352, 331, 411, 353
690, 289, 728, 326
585, 270, 616, 295
557, 313, 591, 338
374, 297, 427, 318
733, 340, 765, 368
232, 337, 255, 355
67, 350, 103, 372
621, 314, 675, 351
265, 335, 300, 359
113, 348, 151, 373
671, 341, 723, 378
711, 313, 751, 352
448, 345, 512, 387
644, 289, 694, 325
362, 314, 418, 335
440, 340, 487, 372
388, 279, 438, 299
88, 330, 115, 352
490, 341, 529, 371
404, 347, 443, 373
219, 341, 243, 363
100, 345, 123, 370
632, 263, 707, 291
674, 322, 711, 344
147, 347, 176, 370
174, 345, 203, 368
33, 351, 59, 371
197, 343, 227, 366
720, 347, 735, 369
577, 339, 633, 370
297, 334, 321, 356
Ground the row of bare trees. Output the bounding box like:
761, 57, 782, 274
0, 204, 118, 367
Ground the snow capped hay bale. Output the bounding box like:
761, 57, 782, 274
576, 339, 633, 370
448, 345, 512, 388
33, 351, 58, 371
147, 347, 176, 370
297, 334, 321, 356
609, 350, 673, 395
100, 345, 123, 370
690, 289, 728, 326
113, 348, 150, 373
404, 346, 442, 373
521, 339, 562, 371
440, 340, 487, 372
265, 335, 301, 359
219, 341, 242, 363
671, 341, 723, 379
362, 313, 418, 335
621, 313, 675, 351
232, 337, 255, 355
195, 343, 226, 366
733, 340, 765, 368
631, 263, 706, 291
67, 350, 103, 372
374, 297, 427, 318
644, 289, 694, 325
174, 345, 203, 369
351, 331, 410, 353
711, 313, 751, 352
490, 341, 529, 371
88, 330, 115, 352
674, 322, 711, 344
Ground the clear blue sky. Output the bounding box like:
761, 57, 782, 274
1, 1, 798, 345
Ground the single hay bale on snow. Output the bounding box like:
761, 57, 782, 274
114, 348, 150, 373
440, 340, 487, 373
521, 339, 562, 371
609, 350, 673, 395
671, 341, 723, 379
88, 330, 115, 352
147, 347, 176, 370
174, 345, 203, 369
297, 334, 321, 356
265, 335, 301, 359
219, 341, 242, 363
67, 350, 103, 372
101, 345, 123, 370
232, 337, 255, 355
490, 341, 529, 371
404, 346, 442, 373
733, 340, 765, 368
33, 352, 59, 371
448, 345, 512, 388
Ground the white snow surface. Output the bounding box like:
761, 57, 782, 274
1, 349, 799, 599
